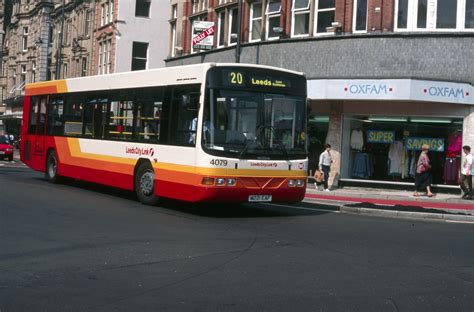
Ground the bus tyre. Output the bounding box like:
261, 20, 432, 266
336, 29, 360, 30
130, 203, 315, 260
45, 150, 62, 183
135, 162, 159, 206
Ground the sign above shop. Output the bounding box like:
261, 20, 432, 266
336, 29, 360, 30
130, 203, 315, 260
366, 130, 395, 143
307, 79, 473, 105
405, 137, 445, 152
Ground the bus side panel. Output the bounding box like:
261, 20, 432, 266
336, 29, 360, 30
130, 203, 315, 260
20, 97, 32, 167
53, 137, 135, 191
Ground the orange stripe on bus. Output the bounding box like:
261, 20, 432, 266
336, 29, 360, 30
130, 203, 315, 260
25, 80, 68, 96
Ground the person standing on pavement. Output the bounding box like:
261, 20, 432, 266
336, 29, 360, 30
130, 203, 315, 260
413, 144, 434, 197
319, 144, 332, 192
460, 145, 472, 199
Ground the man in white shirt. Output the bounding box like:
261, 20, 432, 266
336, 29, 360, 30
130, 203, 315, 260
318, 144, 332, 191
460, 145, 473, 200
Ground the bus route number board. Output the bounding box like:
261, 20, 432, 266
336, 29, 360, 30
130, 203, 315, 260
248, 195, 272, 202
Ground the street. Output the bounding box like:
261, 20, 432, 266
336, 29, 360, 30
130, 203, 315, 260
1, 162, 473, 312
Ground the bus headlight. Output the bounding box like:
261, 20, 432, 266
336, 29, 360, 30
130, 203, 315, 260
296, 180, 305, 187
226, 178, 236, 186
288, 179, 296, 187
216, 178, 226, 186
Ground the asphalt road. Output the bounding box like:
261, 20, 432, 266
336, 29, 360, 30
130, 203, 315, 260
1, 162, 473, 312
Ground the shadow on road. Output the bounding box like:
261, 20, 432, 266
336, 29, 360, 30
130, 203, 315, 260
32, 177, 333, 219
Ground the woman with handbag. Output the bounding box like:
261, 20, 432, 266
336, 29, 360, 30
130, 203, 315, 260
413, 144, 434, 197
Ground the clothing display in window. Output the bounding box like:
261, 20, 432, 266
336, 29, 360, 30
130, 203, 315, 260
350, 129, 364, 150
388, 141, 404, 175
446, 131, 462, 158
352, 152, 373, 178
443, 157, 459, 184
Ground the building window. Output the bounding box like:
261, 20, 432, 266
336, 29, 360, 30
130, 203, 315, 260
31, 61, 36, 83
292, 0, 311, 37
217, 11, 226, 47
467, 0, 474, 28
85, 10, 91, 36
190, 15, 207, 53
22, 27, 28, 51
192, 0, 208, 14
20, 65, 26, 89
170, 4, 178, 56
249, 2, 263, 41
353, 0, 368, 32
395, 0, 474, 31
131, 41, 148, 71
266, 0, 281, 40
82, 58, 88, 76
63, 63, 68, 79
98, 40, 112, 75
136, 0, 151, 17
217, 6, 239, 47
314, 0, 335, 34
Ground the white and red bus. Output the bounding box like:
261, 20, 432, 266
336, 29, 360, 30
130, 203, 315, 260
20, 63, 308, 204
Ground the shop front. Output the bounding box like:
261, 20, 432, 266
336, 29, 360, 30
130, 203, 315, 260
307, 79, 474, 190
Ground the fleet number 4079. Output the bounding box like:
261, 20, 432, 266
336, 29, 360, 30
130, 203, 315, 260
210, 159, 228, 166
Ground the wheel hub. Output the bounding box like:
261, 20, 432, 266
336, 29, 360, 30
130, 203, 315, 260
140, 170, 155, 196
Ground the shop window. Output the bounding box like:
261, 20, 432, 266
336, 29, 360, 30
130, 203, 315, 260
292, 0, 310, 37
249, 2, 263, 42
131, 41, 148, 71
341, 115, 464, 186
314, 0, 335, 34
136, 0, 151, 17
353, 0, 368, 32
266, 0, 281, 40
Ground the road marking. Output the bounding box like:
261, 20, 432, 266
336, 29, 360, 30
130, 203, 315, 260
258, 202, 340, 213
445, 220, 474, 225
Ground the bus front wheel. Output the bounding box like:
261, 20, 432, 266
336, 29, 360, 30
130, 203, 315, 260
45, 150, 62, 183
135, 162, 159, 206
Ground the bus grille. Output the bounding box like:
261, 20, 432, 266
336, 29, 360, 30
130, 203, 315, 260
239, 177, 285, 189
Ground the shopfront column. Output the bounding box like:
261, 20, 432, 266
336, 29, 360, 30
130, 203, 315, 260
463, 107, 474, 149
325, 102, 342, 188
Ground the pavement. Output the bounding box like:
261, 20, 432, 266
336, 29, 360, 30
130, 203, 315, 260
303, 183, 474, 222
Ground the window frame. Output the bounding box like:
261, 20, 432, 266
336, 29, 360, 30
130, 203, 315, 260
249, 1, 263, 42
291, 0, 311, 38
394, 0, 474, 32
352, 0, 368, 33
265, 0, 282, 40
313, 0, 336, 36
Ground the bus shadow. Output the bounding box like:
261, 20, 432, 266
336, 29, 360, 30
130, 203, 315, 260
37, 177, 331, 218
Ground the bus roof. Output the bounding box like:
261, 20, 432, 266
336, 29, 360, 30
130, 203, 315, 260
24, 63, 305, 97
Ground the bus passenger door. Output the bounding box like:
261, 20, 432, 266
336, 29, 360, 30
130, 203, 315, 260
34, 96, 47, 156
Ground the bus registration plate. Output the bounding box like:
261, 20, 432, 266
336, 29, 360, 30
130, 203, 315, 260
248, 195, 272, 202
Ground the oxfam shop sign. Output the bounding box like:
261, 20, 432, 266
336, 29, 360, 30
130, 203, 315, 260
405, 137, 445, 152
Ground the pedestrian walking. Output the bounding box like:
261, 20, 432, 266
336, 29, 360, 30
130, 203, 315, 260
413, 144, 434, 197
318, 144, 332, 191
460, 145, 472, 200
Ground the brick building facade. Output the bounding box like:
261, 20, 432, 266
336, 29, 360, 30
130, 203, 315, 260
167, 0, 474, 191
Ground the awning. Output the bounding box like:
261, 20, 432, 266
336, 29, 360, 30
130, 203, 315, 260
307, 79, 473, 105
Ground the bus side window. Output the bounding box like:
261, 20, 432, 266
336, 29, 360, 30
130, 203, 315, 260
28, 97, 39, 134
108, 100, 134, 141
63, 94, 84, 137
47, 96, 65, 136
37, 97, 47, 134
167, 84, 200, 146
134, 87, 164, 143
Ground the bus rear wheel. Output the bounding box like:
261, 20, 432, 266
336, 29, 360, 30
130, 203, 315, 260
45, 150, 62, 183
135, 162, 159, 206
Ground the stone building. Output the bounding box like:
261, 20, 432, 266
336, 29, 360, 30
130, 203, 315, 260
0, 0, 170, 136
167, 0, 474, 191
